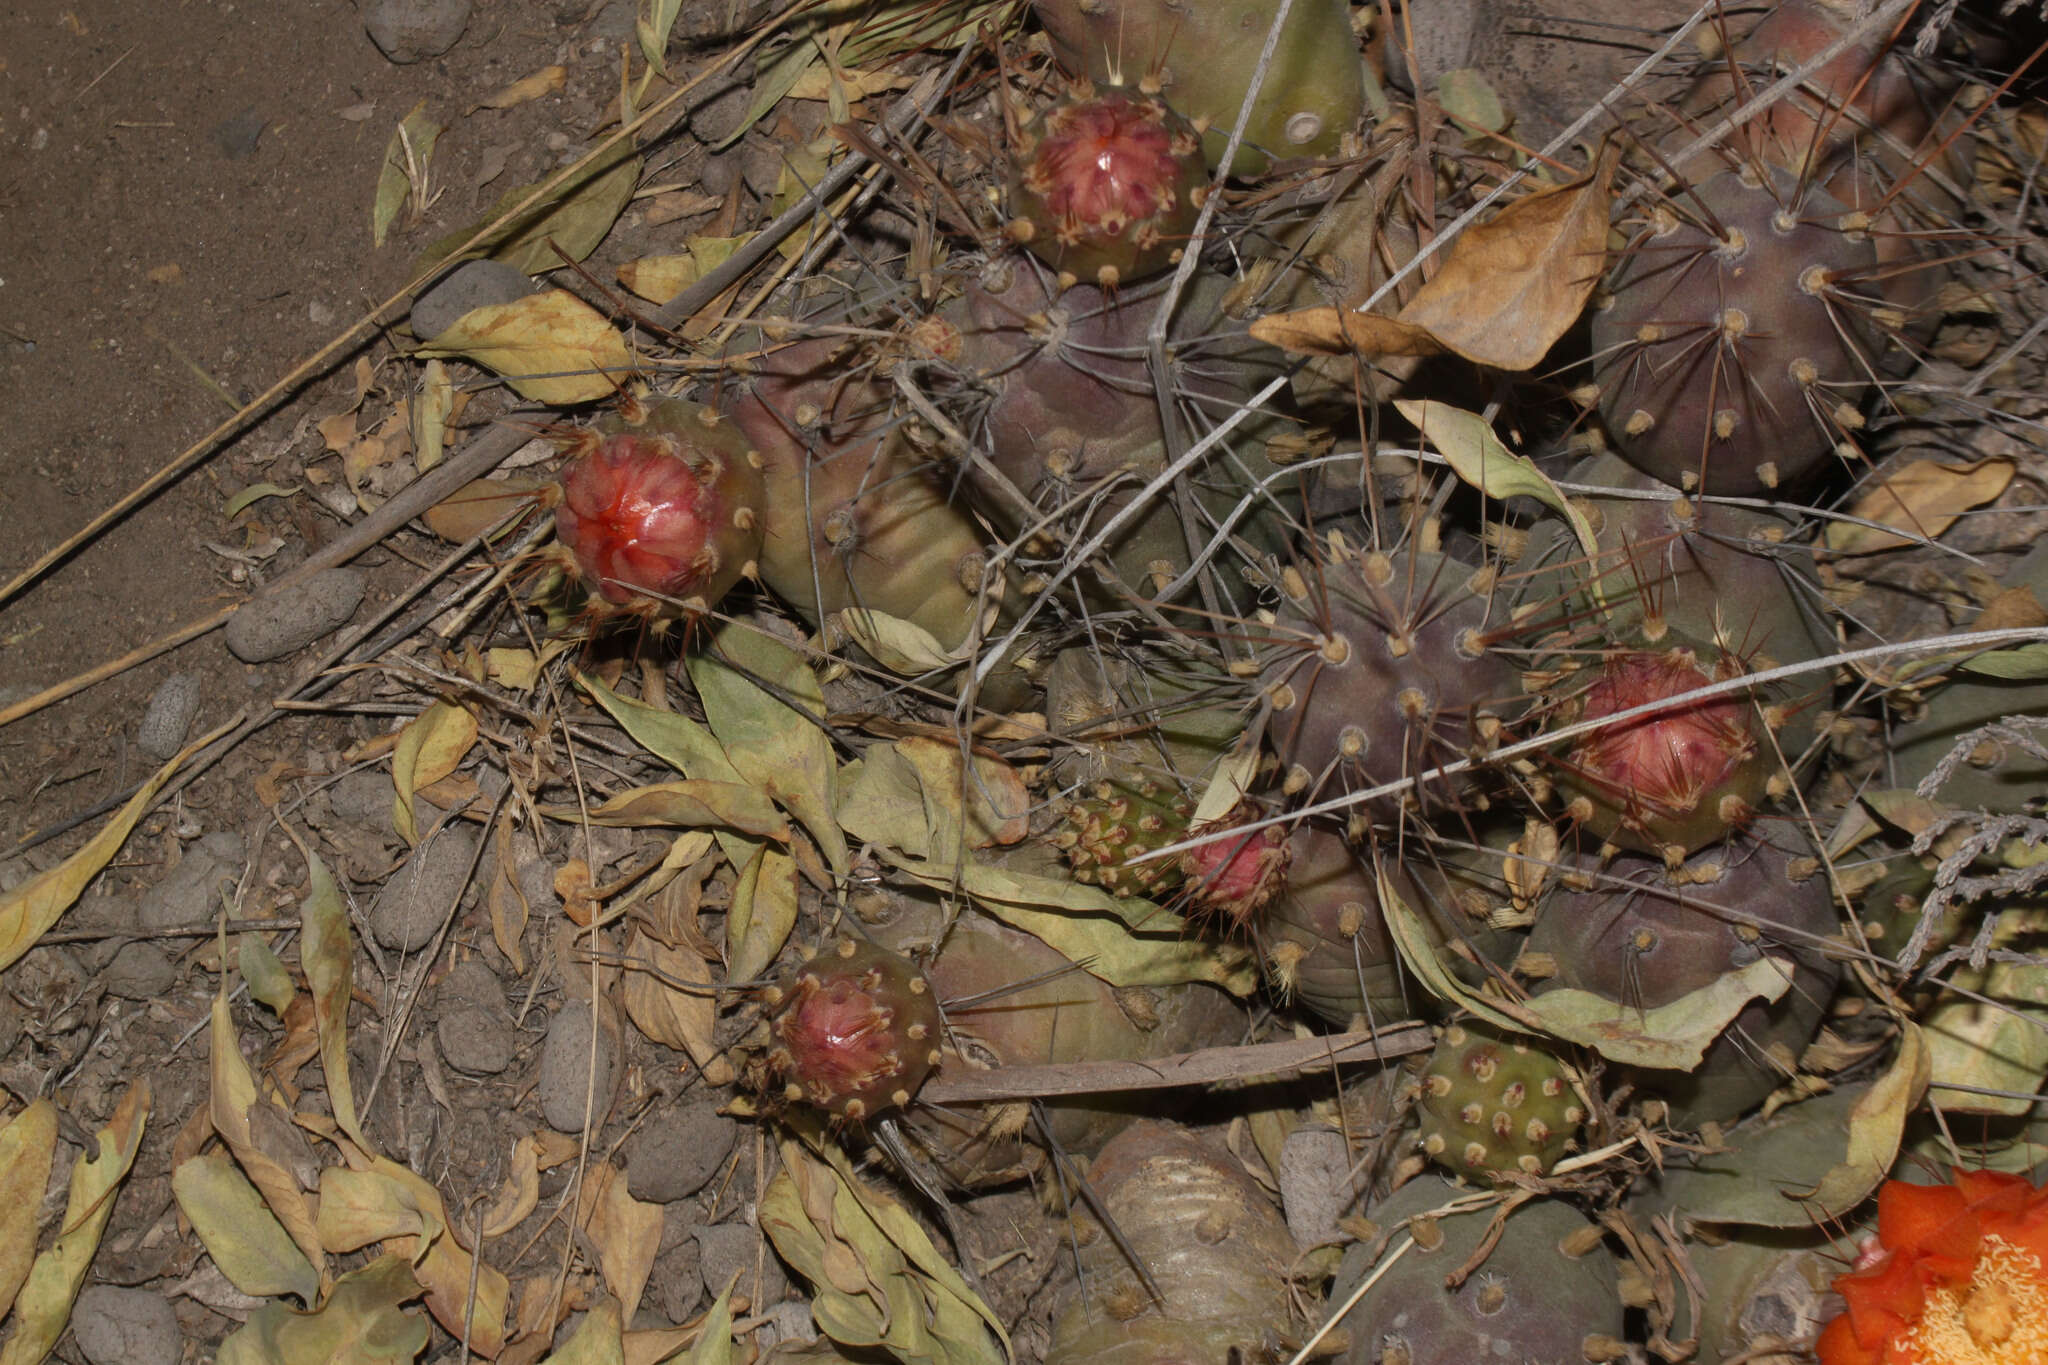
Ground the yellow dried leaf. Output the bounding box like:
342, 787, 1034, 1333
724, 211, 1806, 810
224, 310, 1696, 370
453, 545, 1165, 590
1825, 457, 2017, 555
479, 1137, 542, 1239
620, 929, 721, 1069
727, 845, 798, 985
290, 829, 369, 1151
317, 1161, 510, 1355
171, 1152, 320, 1302
1396, 146, 1616, 372
580, 1163, 662, 1318
210, 993, 327, 1281
1800, 1020, 1928, 1218
471, 65, 566, 113
0, 1084, 150, 1365
542, 1298, 624, 1365
1247, 306, 1443, 359
412, 359, 455, 473
373, 101, 442, 248
416, 290, 635, 405
785, 64, 915, 102
390, 699, 479, 844
617, 253, 702, 305
0, 1101, 56, 1321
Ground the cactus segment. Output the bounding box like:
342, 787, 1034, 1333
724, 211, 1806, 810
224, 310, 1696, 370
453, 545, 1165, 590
1054, 777, 1195, 899
759, 939, 944, 1123
1414, 1019, 1584, 1178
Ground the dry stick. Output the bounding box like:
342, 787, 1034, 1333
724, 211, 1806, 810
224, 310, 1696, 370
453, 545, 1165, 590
917, 1022, 1433, 1106
0, 69, 948, 740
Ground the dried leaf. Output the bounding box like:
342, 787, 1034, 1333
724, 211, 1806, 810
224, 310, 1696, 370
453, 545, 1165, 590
689, 622, 847, 874
172, 1151, 321, 1302
637, 0, 684, 78
0, 1083, 149, 1365
727, 844, 798, 985
390, 700, 479, 845
1957, 641, 2048, 679
224, 482, 301, 519
1396, 147, 1615, 371
1246, 306, 1443, 359
1436, 67, 1507, 134
1825, 457, 2017, 555
478, 1136, 543, 1239
423, 476, 550, 544
488, 818, 530, 976
580, 1163, 662, 1318
679, 1284, 735, 1365
832, 606, 986, 673
616, 252, 701, 305
238, 932, 295, 1016
544, 781, 790, 841
1925, 916, 2048, 1115
1799, 1020, 1928, 1218
471, 65, 566, 113
373, 101, 442, 248
412, 359, 456, 473
579, 673, 743, 785
316, 1161, 510, 1356
1526, 958, 1795, 1071
0, 739, 192, 973
539, 1298, 624, 1365
620, 929, 721, 1068
210, 993, 327, 1281
1395, 398, 1602, 578
416, 289, 634, 406
215, 1254, 429, 1365
0, 1101, 56, 1321
422, 149, 641, 278
292, 831, 368, 1151
785, 64, 916, 102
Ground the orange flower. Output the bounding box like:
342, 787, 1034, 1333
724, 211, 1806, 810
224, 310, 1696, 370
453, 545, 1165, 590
1819, 1169, 2048, 1365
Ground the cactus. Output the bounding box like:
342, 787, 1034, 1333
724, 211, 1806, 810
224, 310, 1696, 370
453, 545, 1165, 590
1046, 1121, 1297, 1365
1053, 777, 1195, 899
1329, 1175, 1625, 1365
1413, 1019, 1585, 1178
934, 259, 1297, 599
719, 335, 1000, 655
1526, 837, 1841, 1127
1590, 165, 1881, 497
1177, 805, 1290, 933
1261, 544, 1519, 818
757, 938, 945, 1124
1033, 0, 1365, 175
551, 398, 766, 624
1007, 86, 1208, 290
1543, 636, 1780, 861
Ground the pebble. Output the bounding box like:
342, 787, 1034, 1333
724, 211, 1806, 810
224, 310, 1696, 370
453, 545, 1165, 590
70, 1286, 181, 1365
537, 1000, 618, 1134
1277, 1125, 1355, 1249
370, 827, 477, 952
137, 672, 202, 760
363, 0, 472, 63
326, 768, 396, 826
411, 259, 535, 340
696, 1220, 788, 1309
225, 568, 366, 663
625, 1102, 739, 1204
135, 833, 247, 933
656, 1235, 703, 1324
104, 943, 178, 1001
210, 106, 267, 160
436, 959, 517, 1076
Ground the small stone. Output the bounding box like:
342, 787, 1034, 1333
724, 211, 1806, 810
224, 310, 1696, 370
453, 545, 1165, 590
1278, 1125, 1354, 1248
411, 259, 535, 340
104, 943, 178, 1001
656, 1236, 703, 1324
436, 962, 516, 1076
696, 1221, 788, 1309
70, 1286, 181, 1365
370, 828, 477, 952
225, 568, 367, 663
537, 1000, 618, 1134
626, 1103, 739, 1203
135, 841, 244, 933
211, 106, 267, 160
363, 0, 472, 63
137, 672, 202, 760
326, 768, 396, 826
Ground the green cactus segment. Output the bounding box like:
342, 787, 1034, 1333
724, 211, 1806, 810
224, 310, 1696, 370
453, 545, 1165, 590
1546, 638, 1775, 859
1331, 1177, 1624, 1365
1033, 0, 1365, 175
1527, 840, 1841, 1127
1007, 87, 1208, 288
1414, 1019, 1584, 1177
1264, 823, 1451, 1028
1053, 778, 1194, 899
1261, 547, 1517, 817
720, 336, 997, 653
1591, 166, 1880, 497
760, 939, 945, 1123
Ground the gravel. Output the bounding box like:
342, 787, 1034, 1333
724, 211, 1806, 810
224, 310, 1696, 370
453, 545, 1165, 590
370, 827, 477, 952
70, 1286, 181, 1365
136, 672, 202, 760
537, 999, 618, 1133
224, 568, 366, 663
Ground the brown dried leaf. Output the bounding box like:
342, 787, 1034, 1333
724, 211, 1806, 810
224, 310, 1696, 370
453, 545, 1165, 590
478, 1136, 542, 1239
1825, 457, 2018, 555
0, 1101, 56, 1321
580, 1162, 662, 1318
415, 290, 634, 406
1247, 306, 1443, 358
470, 65, 566, 114
620, 928, 722, 1074
210, 993, 327, 1283
1395, 146, 1616, 372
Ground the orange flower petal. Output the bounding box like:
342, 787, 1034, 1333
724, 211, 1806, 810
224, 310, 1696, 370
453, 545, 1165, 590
1816, 1310, 1881, 1365
1878, 1179, 1983, 1271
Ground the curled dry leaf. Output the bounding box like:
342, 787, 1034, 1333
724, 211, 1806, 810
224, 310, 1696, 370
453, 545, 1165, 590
469, 65, 566, 114
0, 1100, 56, 1321
372, 101, 442, 248
1246, 306, 1443, 359
210, 993, 327, 1284
1924, 910, 2048, 1116
315, 1160, 510, 1356
1798, 1020, 1928, 1219
389, 700, 478, 845
172, 1151, 321, 1303
477, 1136, 542, 1240
289, 830, 368, 1151
578, 1162, 662, 1319
1824, 456, 2018, 555
415, 290, 635, 406
214, 1255, 429, 1365
621, 928, 730, 1083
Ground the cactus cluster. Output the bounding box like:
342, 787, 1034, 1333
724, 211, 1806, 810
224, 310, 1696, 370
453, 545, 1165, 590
1053, 777, 1194, 899
1413, 1019, 1585, 1178
757, 938, 944, 1124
